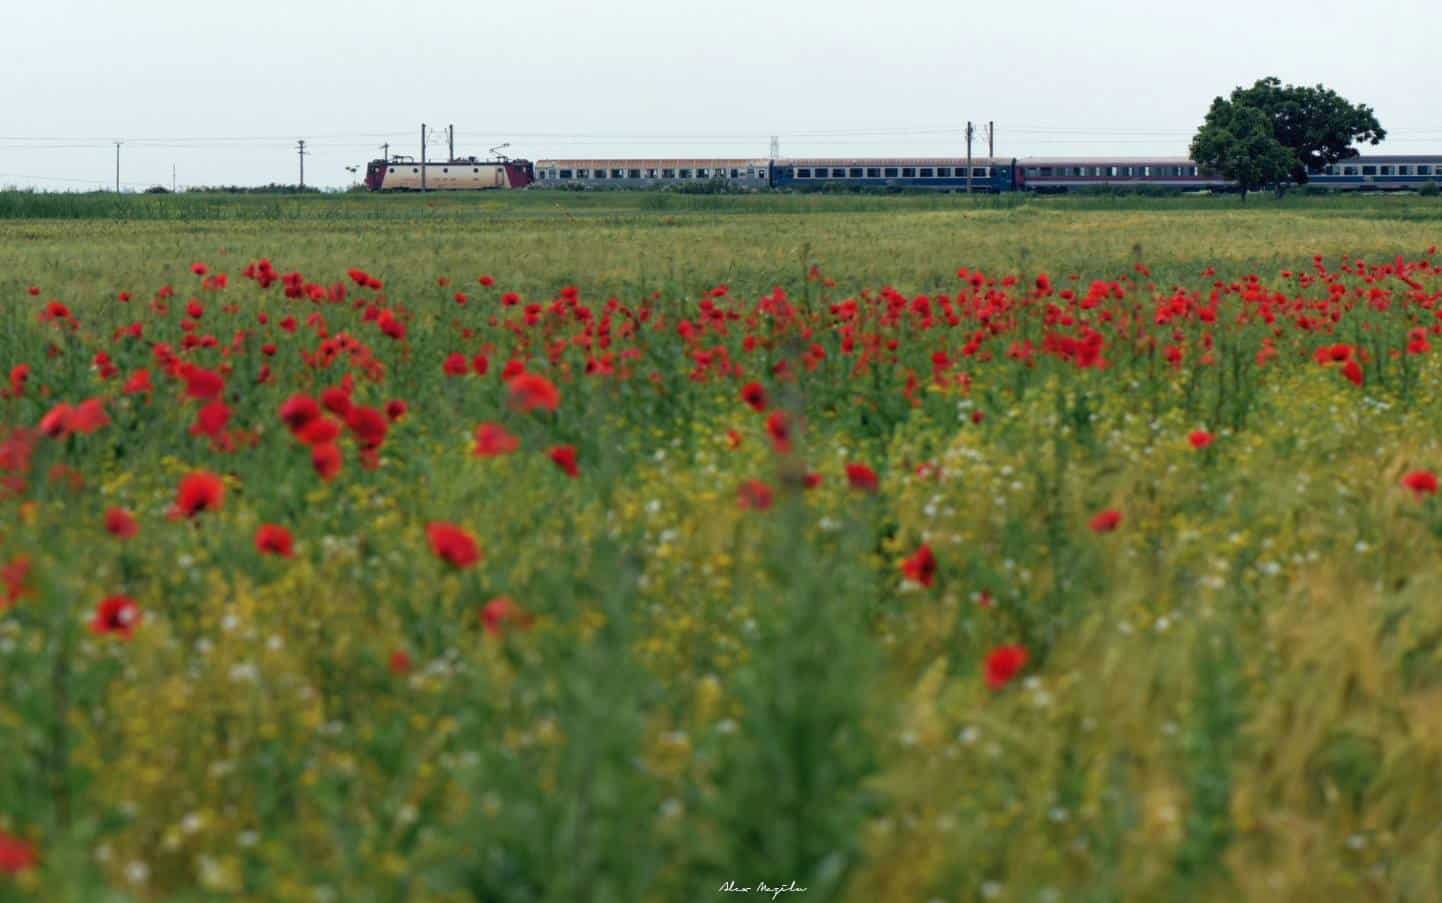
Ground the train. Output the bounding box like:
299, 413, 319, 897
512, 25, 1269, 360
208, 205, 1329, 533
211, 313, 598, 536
364, 152, 1442, 193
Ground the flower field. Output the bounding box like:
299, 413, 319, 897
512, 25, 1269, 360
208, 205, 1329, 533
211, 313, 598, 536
4, 192, 1442, 900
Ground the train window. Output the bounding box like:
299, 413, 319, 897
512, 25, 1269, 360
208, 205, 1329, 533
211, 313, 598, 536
884, 168, 898, 177
901, 167, 915, 177
919, 168, 934, 178
1362, 165, 1377, 175
973, 167, 988, 177
867, 167, 882, 178
559, 169, 572, 179
1380, 165, 1395, 176
594, 170, 607, 179
1343, 166, 1358, 175
680, 169, 692, 178
578, 169, 591, 178
1420, 165, 1434, 176
757, 169, 767, 179
628, 169, 641, 178
845, 167, 860, 178
1040, 167, 1053, 177
1397, 165, 1412, 175
797, 168, 812, 178
934, 167, 949, 177
662, 169, 675, 178
730, 168, 740, 178
1025, 168, 1038, 176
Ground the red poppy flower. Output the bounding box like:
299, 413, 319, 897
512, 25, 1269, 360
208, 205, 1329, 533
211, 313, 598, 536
481, 596, 534, 637
984, 644, 1028, 690
1, 556, 32, 608
0, 829, 37, 874
548, 444, 579, 478
90, 594, 141, 639
346, 406, 388, 450
171, 470, 224, 518
312, 442, 342, 481
1402, 470, 1439, 498
901, 544, 937, 587
190, 400, 231, 439
725, 429, 743, 449
255, 524, 294, 557
280, 394, 321, 432
184, 366, 225, 400
1342, 358, 1364, 386
766, 411, 792, 454
190, 261, 208, 276
508, 372, 561, 412
443, 353, 469, 376
1089, 509, 1122, 533
740, 381, 768, 412
478, 274, 495, 287
803, 472, 823, 490
295, 417, 339, 447
737, 479, 774, 510
474, 422, 520, 457
1188, 429, 1214, 450
385, 400, 408, 422
845, 463, 879, 493
427, 522, 481, 568
123, 369, 153, 395
388, 649, 413, 675
320, 386, 352, 417
38, 403, 74, 438
104, 507, 138, 539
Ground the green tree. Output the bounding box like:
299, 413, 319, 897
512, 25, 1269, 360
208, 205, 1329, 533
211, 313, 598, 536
1229, 77, 1386, 183
1190, 104, 1295, 201
1191, 77, 1386, 191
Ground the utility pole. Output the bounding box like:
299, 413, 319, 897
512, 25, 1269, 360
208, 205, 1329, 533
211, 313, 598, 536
420, 123, 427, 192
297, 140, 309, 189
987, 121, 994, 158
172, 163, 176, 193
965, 122, 974, 194
447, 123, 454, 161
381, 142, 389, 162
769, 135, 779, 158
114, 141, 121, 192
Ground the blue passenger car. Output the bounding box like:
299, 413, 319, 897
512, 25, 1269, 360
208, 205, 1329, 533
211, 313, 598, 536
1308, 156, 1442, 190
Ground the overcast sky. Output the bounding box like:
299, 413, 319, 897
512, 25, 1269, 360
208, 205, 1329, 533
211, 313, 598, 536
5, 0, 1439, 190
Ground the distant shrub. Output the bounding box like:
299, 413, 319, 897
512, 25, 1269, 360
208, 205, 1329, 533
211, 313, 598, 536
1421, 181, 1440, 197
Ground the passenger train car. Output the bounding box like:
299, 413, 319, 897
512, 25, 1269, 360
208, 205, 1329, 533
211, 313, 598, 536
532, 159, 770, 190
365, 151, 1442, 193
771, 158, 1014, 192
1310, 155, 1442, 190
364, 156, 534, 191
1017, 158, 1229, 192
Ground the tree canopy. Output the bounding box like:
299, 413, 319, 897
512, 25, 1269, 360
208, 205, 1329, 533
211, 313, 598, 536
1190, 77, 1386, 196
